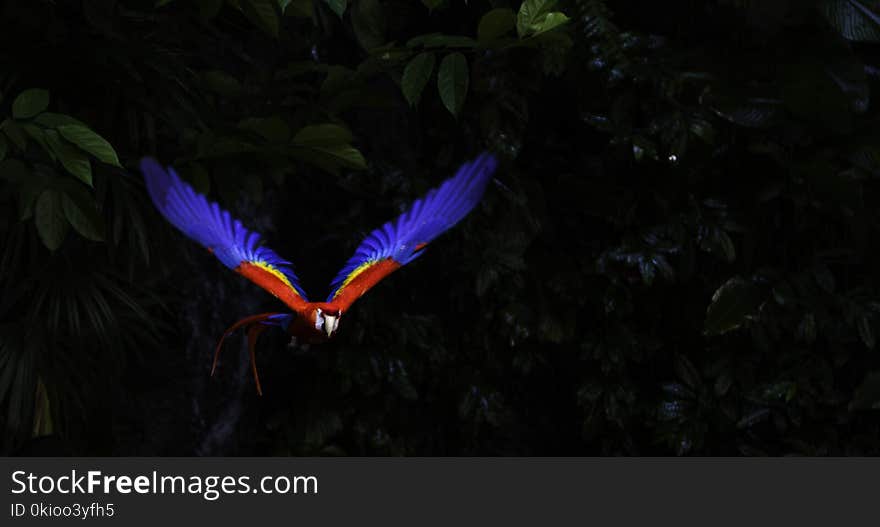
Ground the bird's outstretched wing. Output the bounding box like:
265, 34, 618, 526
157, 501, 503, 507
140, 158, 309, 313
325, 152, 498, 311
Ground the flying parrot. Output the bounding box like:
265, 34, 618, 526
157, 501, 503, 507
140, 153, 498, 394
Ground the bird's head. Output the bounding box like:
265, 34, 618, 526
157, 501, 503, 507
313, 306, 342, 338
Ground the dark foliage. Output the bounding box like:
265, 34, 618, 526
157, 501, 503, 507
2, 0, 880, 455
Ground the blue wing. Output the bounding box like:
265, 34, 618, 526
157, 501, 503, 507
140, 157, 309, 309
326, 152, 498, 303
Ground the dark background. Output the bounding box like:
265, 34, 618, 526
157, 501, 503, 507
2, 0, 880, 456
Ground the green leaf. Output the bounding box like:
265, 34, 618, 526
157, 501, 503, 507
407, 33, 477, 48
34, 189, 69, 251
32, 377, 53, 438
437, 53, 469, 117
238, 116, 291, 143
202, 70, 243, 96
352, 0, 386, 50
321, 65, 356, 93
421, 0, 444, 10
322, 0, 347, 18
62, 189, 105, 241
12, 89, 50, 120
478, 8, 516, 42
292, 124, 354, 146
284, 0, 312, 17
7, 161, 45, 220
292, 124, 366, 173
45, 130, 93, 186
514, 0, 569, 38
56, 124, 121, 167
21, 123, 54, 161
33, 112, 87, 128
704, 276, 765, 336
531, 11, 569, 35
689, 117, 715, 144
0, 136, 6, 162
401, 53, 435, 107
243, 0, 280, 37
516, 0, 557, 37
1, 119, 27, 151
291, 145, 367, 173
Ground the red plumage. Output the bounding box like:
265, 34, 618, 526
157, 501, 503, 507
141, 153, 498, 393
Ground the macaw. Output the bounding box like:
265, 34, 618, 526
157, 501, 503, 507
140, 153, 498, 394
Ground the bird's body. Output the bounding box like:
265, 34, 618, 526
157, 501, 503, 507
141, 153, 498, 393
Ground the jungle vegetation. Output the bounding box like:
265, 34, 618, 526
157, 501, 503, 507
2, 0, 880, 455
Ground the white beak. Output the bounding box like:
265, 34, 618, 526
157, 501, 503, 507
323, 315, 338, 337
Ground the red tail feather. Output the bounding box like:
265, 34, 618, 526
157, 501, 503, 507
211, 312, 286, 395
